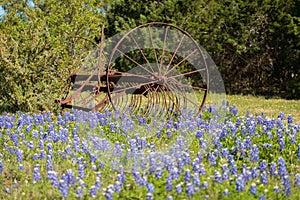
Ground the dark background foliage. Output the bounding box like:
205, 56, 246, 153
0, 0, 299, 113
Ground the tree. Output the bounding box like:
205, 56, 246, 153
0, 0, 109, 112
106, 0, 300, 99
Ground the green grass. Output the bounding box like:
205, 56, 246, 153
224, 95, 300, 123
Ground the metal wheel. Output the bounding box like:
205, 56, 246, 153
58, 27, 110, 112
106, 22, 209, 118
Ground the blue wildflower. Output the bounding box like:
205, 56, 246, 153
33, 164, 41, 183
104, 185, 114, 200
250, 183, 257, 195
47, 171, 59, 187
214, 170, 222, 183
202, 181, 208, 190
258, 194, 266, 200
186, 183, 195, 196
283, 175, 291, 196
184, 169, 191, 183
260, 171, 268, 185
0, 161, 3, 174
236, 176, 244, 192
223, 188, 230, 196
58, 180, 68, 198
251, 167, 259, 179
175, 183, 183, 194
76, 187, 83, 199
146, 193, 154, 200
89, 185, 98, 198
259, 160, 268, 172
294, 173, 300, 187
269, 162, 277, 177
147, 183, 155, 193
274, 185, 280, 194
250, 144, 259, 162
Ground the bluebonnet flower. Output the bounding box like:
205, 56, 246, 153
76, 187, 83, 198
283, 175, 291, 196
33, 164, 41, 183
175, 183, 183, 194
58, 180, 68, 198
78, 164, 85, 179
278, 137, 285, 150
214, 170, 222, 183
278, 157, 288, 179
193, 173, 201, 188
64, 169, 75, 185
251, 167, 259, 179
91, 164, 97, 171
32, 130, 39, 139
15, 148, 23, 162
89, 185, 98, 197
287, 115, 293, 124
46, 155, 53, 171
146, 193, 154, 200
18, 164, 24, 170
223, 189, 230, 196
184, 169, 191, 183
260, 171, 268, 185
244, 137, 252, 149
32, 153, 39, 160
39, 150, 46, 159
208, 152, 216, 166
230, 164, 238, 176
104, 185, 114, 200
155, 167, 164, 179
147, 183, 155, 193
258, 194, 266, 200
289, 136, 296, 144
202, 181, 208, 190
274, 185, 280, 194
263, 143, 272, 149
199, 164, 206, 176
222, 164, 229, 180
269, 162, 277, 177
0, 161, 3, 174
177, 158, 184, 170
221, 148, 229, 159
94, 177, 101, 190
5, 188, 11, 194
278, 112, 286, 120
236, 176, 244, 192
294, 173, 300, 187
250, 183, 257, 195
11, 132, 18, 146
250, 144, 259, 162
27, 141, 34, 149
297, 144, 300, 160
165, 174, 173, 192
186, 183, 195, 196
267, 131, 273, 139
259, 160, 268, 172
47, 171, 59, 187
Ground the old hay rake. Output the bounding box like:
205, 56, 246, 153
56, 22, 209, 118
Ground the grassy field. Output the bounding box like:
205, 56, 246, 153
225, 95, 300, 123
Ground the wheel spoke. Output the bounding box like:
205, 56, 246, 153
115, 49, 156, 76
164, 49, 197, 76
128, 32, 155, 73
165, 34, 185, 74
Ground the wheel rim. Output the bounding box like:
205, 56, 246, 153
106, 22, 209, 118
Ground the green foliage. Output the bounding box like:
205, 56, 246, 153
0, 0, 109, 113
106, 0, 300, 99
